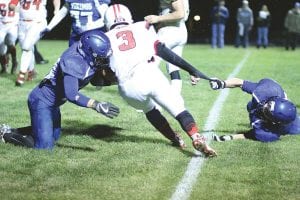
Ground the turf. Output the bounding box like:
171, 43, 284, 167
0, 41, 299, 200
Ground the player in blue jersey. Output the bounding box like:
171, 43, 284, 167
210, 78, 300, 142
0, 31, 119, 149
41, 0, 110, 46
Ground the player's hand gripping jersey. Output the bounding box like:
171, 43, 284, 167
105, 21, 159, 83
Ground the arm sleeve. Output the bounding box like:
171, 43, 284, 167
47, 6, 68, 30
241, 80, 258, 94
155, 42, 211, 80
64, 75, 91, 107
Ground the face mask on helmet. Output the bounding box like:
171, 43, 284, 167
262, 97, 297, 124
78, 30, 112, 69
104, 4, 133, 30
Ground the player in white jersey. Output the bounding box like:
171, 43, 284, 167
144, 0, 190, 94
9, 0, 60, 86
103, 4, 216, 157
0, 0, 19, 74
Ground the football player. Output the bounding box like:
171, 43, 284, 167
210, 78, 300, 142
9, 0, 60, 86
144, 0, 190, 94
0, 0, 19, 74
41, 0, 110, 46
0, 31, 119, 149
103, 4, 217, 157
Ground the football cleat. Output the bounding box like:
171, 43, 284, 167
192, 133, 217, 157
16, 72, 26, 86
172, 133, 186, 149
0, 124, 12, 142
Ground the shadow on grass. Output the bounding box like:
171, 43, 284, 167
61, 120, 196, 156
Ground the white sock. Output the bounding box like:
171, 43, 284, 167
171, 79, 182, 94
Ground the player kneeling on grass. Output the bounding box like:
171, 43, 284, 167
100, 4, 217, 157
0, 31, 119, 149
210, 77, 300, 142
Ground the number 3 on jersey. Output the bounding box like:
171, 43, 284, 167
116, 30, 136, 51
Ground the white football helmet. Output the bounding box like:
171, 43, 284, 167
104, 4, 133, 30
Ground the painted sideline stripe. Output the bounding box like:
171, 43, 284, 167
170, 51, 251, 200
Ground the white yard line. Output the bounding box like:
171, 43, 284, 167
170, 51, 251, 200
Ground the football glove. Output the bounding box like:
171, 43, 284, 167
209, 78, 226, 90
92, 101, 120, 119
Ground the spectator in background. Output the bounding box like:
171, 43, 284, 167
284, 2, 300, 51
256, 4, 271, 49
235, 0, 253, 48
210, 0, 229, 49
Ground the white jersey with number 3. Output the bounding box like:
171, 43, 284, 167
105, 21, 159, 83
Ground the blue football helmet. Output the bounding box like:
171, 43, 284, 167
78, 30, 112, 69
262, 97, 297, 124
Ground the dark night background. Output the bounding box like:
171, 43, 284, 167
45, 0, 299, 45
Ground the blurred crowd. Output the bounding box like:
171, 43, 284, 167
210, 0, 300, 49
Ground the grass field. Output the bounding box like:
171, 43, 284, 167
0, 41, 300, 200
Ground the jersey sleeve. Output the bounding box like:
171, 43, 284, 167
241, 80, 258, 94
60, 56, 90, 80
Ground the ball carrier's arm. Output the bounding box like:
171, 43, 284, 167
155, 42, 213, 81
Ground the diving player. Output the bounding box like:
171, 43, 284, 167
210, 78, 300, 142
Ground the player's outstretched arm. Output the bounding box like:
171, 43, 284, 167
46, 5, 68, 32
155, 42, 211, 80
63, 75, 120, 119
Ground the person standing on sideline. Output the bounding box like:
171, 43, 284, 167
210, 77, 300, 142
284, 2, 300, 51
9, 0, 61, 86
256, 4, 271, 49
144, 0, 190, 94
235, 0, 253, 48
210, 0, 229, 49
